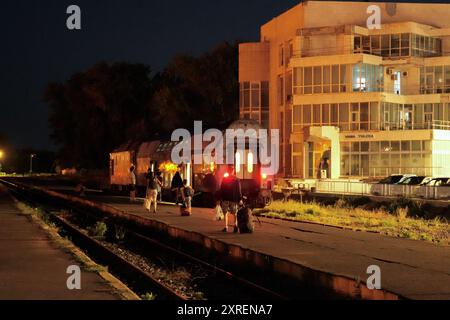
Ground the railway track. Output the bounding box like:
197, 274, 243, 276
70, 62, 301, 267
1, 179, 288, 301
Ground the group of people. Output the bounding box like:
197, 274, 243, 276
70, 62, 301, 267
129, 164, 251, 233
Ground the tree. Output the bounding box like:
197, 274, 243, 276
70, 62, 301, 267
151, 42, 239, 131
45, 62, 155, 169
44, 42, 240, 170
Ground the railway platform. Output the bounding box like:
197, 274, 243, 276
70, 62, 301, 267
87, 195, 450, 300
0, 186, 126, 300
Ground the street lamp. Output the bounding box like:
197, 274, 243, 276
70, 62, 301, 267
0, 150, 3, 173
29, 154, 36, 174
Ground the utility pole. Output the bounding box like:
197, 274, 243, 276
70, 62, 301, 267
29, 154, 36, 174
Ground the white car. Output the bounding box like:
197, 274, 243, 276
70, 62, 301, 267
370, 174, 417, 196
416, 178, 450, 199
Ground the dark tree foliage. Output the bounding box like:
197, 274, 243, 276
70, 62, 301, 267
45, 62, 155, 168
151, 42, 239, 131
45, 42, 239, 169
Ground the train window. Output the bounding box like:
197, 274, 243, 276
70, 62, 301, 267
247, 152, 254, 173
235, 152, 241, 173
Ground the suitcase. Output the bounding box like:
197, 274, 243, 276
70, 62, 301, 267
237, 206, 254, 234
180, 205, 192, 216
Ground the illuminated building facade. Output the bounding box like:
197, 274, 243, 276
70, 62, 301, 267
239, 1, 450, 179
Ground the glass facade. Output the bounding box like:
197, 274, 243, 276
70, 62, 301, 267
293, 63, 383, 95
354, 33, 441, 58
420, 65, 450, 94
381, 102, 450, 130
293, 102, 379, 132
240, 81, 269, 128
341, 140, 432, 177
293, 102, 450, 133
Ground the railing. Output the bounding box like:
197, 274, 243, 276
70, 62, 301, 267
313, 180, 450, 200
379, 120, 450, 131
368, 168, 437, 179
293, 120, 450, 132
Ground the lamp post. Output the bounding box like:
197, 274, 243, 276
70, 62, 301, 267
0, 150, 3, 173
29, 154, 36, 174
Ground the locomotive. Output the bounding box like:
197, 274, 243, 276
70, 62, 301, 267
110, 120, 273, 208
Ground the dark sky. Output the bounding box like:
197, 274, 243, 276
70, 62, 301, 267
2, 1, 446, 150
0, 0, 300, 150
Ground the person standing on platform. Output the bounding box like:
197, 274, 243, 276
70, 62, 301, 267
219, 169, 242, 233
171, 167, 183, 205
129, 165, 137, 202
146, 171, 159, 213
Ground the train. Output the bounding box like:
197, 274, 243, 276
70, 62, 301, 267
109, 120, 273, 208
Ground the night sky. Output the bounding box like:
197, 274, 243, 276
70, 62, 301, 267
2, 1, 447, 150
0, 0, 300, 150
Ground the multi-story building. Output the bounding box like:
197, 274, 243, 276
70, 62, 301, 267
239, 1, 450, 180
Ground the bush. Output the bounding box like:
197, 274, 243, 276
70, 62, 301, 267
88, 221, 108, 239
388, 197, 426, 218
347, 196, 372, 208
141, 293, 157, 300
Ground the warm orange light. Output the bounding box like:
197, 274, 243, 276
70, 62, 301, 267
0, 151, 3, 159
210, 162, 215, 172
262, 173, 267, 180
224, 172, 230, 178
159, 161, 179, 174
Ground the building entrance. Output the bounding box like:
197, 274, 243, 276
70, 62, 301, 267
305, 138, 332, 179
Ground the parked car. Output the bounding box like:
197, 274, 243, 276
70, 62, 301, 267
371, 174, 416, 196
379, 174, 416, 185
416, 177, 450, 199
395, 176, 428, 185
390, 176, 428, 197
421, 177, 450, 187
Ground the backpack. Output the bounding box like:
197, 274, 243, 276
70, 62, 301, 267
236, 206, 254, 234
149, 177, 158, 190
184, 186, 193, 197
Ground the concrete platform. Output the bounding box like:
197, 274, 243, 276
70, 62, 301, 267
0, 187, 122, 300
87, 195, 450, 300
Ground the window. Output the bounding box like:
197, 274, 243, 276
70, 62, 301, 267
294, 64, 349, 94
332, 65, 340, 93
313, 66, 322, 93
355, 32, 440, 58
293, 67, 303, 95
313, 104, 321, 124
261, 82, 269, 110
277, 76, 284, 105
420, 65, 450, 94
279, 45, 284, 67
371, 35, 381, 55
303, 105, 312, 125
331, 104, 339, 125
250, 83, 260, 108
322, 104, 330, 124
240, 81, 269, 125
339, 103, 349, 131
401, 33, 410, 56
241, 82, 250, 110
323, 66, 331, 93
304, 67, 312, 94
391, 34, 400, 57
352, 64, 383, 92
